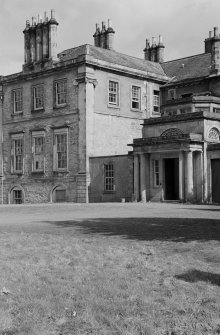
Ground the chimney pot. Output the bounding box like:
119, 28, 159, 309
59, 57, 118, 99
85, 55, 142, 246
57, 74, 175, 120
51, 9, 55, 19
214, 27, 218, 37
159, 35, 163, 44
209, 30, 212, 38
108, 19, 112, 28
152, 37, 156, 46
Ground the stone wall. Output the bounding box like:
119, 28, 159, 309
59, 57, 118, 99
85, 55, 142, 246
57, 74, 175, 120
89, 155, 133, 202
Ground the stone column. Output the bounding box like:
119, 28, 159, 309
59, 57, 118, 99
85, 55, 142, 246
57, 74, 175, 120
140, 153, 146, 202
145, 154, 150, 201
179, 151, 184, 201
185, 150, 194, 202
203, 143, 208, 203
195, 151, 203, 202
133, 154, 140, 201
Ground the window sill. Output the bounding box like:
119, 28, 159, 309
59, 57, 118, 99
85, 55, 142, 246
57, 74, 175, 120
53, 104, 68, 110
32, 171, 45, 174
11, 112, 23, 117
108, 104, 120, 109
130, 108, 142, 113
11, 172, 23, 175
53, 170, 69, 174
31, 108, 44, 113
103, 191, 116, 194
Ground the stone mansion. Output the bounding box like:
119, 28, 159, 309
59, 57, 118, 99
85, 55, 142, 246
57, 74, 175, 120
0, 10, 220, 204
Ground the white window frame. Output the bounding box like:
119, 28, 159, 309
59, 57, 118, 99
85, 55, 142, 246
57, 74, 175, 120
131, 85, 141, 110
12, 88, 23, 114
104, 163, 115, 192
11, 134, 24, 174
32, 131, 45, 172
53, 128, 68, 171
153, 159, 160, 187
108, 80, 119, 107
153, 90, 160, 113
32, 84, 44, 110
55, 79, 67, 107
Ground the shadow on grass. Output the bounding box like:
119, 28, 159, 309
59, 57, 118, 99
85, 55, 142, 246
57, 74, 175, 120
46, 217, 220, 242
175, 269, 220, 286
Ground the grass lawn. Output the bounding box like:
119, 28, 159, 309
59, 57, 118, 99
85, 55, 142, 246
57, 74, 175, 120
0, 204, 219, 334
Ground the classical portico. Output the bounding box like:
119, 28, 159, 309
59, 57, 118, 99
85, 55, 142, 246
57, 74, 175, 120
130, 111, 220, 204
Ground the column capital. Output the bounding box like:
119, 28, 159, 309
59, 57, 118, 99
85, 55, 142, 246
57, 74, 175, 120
73, 77, 98, 87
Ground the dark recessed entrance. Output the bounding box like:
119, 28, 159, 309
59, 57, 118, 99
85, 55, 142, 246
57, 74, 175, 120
211, 159, 220, 204
164, 158, 179, 200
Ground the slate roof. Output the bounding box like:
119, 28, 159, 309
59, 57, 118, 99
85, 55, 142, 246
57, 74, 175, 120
58, 44, 167, 77
161, 53, 211, 83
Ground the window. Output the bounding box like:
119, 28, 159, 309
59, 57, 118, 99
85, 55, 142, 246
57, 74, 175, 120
54, 79, 67, 106
153, 90, 160, 113
11, 135, 23, 173
12, 89, 22, 113
32, 84, 44, 110
13, 189, 23, 204
32, 132, 45, 172
54, 129, 68, 171
131, 86, 141, 110
168, 89, 176, 100
104, 163, 114, 191
108, 80, 119, 106
153, 160, 160, 187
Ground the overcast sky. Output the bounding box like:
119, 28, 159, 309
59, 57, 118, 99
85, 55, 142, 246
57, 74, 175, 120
0, 0, 220, 75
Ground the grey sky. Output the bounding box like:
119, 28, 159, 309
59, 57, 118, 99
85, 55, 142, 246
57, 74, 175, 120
0, 0, 220, 75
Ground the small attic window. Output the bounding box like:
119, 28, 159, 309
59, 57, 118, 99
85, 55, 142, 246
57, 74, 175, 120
181, 64, 185, 68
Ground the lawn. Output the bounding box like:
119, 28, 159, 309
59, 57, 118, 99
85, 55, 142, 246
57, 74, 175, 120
0, 203, 219, 334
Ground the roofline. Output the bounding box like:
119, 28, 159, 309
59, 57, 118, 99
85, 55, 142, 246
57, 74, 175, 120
142, 111, 220, 126
162, 52, 209, 65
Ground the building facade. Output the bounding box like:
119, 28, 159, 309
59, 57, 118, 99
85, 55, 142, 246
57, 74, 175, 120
0, 12, 220, 204
0, 11, 169, 204
131, 27, 220, 204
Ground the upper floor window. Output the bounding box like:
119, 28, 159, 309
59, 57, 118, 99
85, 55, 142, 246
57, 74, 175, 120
11, 134, 24, 174
108, 80, 119, 107
12, 88, 22, 114
32, 132, 45, 172
104, 163, 115, 192
54, 79, 67, 107
53, 129, 68, 171
32, 84, 44, 111
131, 86, 141, 110
153, 90, 160, 113
167, 88, 176, 100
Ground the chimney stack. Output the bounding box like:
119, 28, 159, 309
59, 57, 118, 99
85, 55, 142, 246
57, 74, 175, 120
143, 35, 165, 63
48, 9, 59, 60
211, 26, 220, 74
23, 9, 58, 70
93, 23, 100, 47
93, 19, 115, 50
100, 21, 106, 48
156, 35, 165, 63
106, 19, 115, 50
143, 39, 151, 60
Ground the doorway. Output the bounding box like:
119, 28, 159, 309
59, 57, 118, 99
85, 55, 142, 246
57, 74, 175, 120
164, 158, 179, 200
211, 159, 220, 203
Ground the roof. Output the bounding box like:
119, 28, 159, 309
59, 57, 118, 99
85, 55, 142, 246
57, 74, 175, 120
58, 44, 167, 77
161, 53, 211, 83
